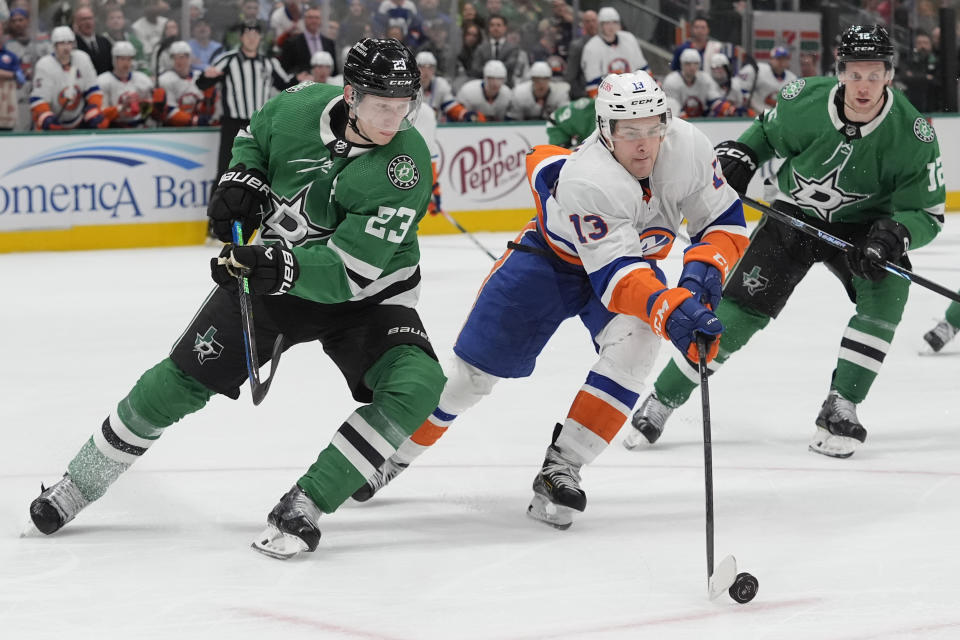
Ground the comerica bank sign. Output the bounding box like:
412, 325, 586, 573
0, 132, 217, 231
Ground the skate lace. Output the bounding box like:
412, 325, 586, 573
826, 393, 859, 425
542, 453, 582, 491
639, 394, 673, 426
367, 457, 408, 492
932, 321, 959, 342
45, 476, 89, 520
284, 487, 322, 524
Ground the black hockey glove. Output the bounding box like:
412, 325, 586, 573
846, 218, 910, 282
207, 166, 272, 243
714, 140, 759, 194
210, 244, 300, 295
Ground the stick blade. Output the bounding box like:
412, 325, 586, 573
708, 555, 737, 600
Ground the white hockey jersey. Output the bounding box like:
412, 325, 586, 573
455, 78, 513, 121
157, 68, 219, 125
739, 62, 797, 114
6, 37, 53, 130
531, 119, 747, 309
662, 70, 723, 118
98, 69, 154, 127
581, 32, 649, 95
413, 100, 439, 166
506, 81, 570, 121
30, 50, 101, 128
421, 75, 454, 119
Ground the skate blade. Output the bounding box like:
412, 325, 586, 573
708, 555, 737, 600
251, 524, 309, 560
623, 428, 656, 450
19, 520, 42, 538
809, 429, 857, 459
526, 493, 575, 530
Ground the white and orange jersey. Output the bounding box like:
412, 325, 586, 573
506, 81, 570, 121
30, 50, 101, 129
157, 68, 219, 125
739, 62, 797, 114
455, 78, 513, 121
527, 118, 747, 311
581, 32, 649, 97
662, 70, 723, 118
97, 69, 154, 127
421, 75, 454, 119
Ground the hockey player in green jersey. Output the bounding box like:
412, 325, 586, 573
28, 39, 445, 559
625, 25, 945, 459
923, 298, 960, 352
546, 96, 596, 148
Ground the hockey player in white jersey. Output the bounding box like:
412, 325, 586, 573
507, 60, 570, 120
662, 47, 723, 118
708, 53, 755, 117
352, 71, 749, 530
30, 26, 105, 130
155, 40, 218, 126
739, 46, 797, 115
415, 51, 453, 119
97, 41, 154, 128
455, 59, 512, 121
581, 7, 648, 97
309, 51, 343, 86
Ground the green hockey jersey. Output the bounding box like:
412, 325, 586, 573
230, 82, 432, 306
740, 76, 945, 248
546, 97, 596, 148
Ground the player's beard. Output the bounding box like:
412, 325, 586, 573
842, 88, 885, 122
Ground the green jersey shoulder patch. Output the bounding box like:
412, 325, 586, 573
913, 117, 936, 143
780, 78, 805, 100
387, 154, 420, 189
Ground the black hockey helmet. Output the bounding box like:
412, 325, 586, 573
343, 38, 421, 98
836, 25, 894, 69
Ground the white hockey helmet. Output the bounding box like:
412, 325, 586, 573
483, 59, 507, 79
51, 26, 76, 44
112, 40, 136, 59
597, 7, 620, 23
168, 40, 192, 57
415, 51, 437, 67
529, 61, 552, 79
310, 50, 334, 67
679, 48, 701, 65
595, 71, 671, 150
710, 53, 730, 69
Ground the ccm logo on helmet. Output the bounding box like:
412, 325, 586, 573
388, 80, 414, 85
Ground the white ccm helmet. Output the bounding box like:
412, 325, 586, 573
595, 70, 671, 151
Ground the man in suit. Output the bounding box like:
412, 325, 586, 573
73, 6, 112, 75
470, 14, 527, 85
564, 9, 597, 99
279, 6, 337, 77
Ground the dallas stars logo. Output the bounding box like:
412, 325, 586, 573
387, 155, 419, 190
742, 265, 768, 295
260, 185, 334, 247
194, 326, 223, 363
789, 166, 868, 222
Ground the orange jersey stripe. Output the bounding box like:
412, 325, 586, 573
568, 390, 627, 443
524, 145, 582, 266
410, 418, 448, 447
607, 267, 669, 321
684, 229, 750, 283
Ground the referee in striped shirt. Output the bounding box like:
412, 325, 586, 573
197, 21, 296, 179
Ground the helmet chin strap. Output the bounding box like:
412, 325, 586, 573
345, 90, 375, 144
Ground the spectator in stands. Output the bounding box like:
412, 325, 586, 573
471, 14, 528, 85
548, 0, 573, 60
152, 18, 181, 78
280, 6, 337, 77
418, 0, 454, 35
461, 3, 484, 34
0, 34, 25, 131
581, 7, 647, 97
223, 0, 271, 54
131, 0, 169, 64
98, 40, 153, 128
454, 22, 484, 90
507, 60, 569, 120
416, 50, 454, 120
156, 40, 218, 127
102, 5, 147, 74
338, 0, 372, 55
375, 0, 419, 38
30, 26, 106, 130
565, 9, 597, 100
512, 0, 544, 50
898, 30, 941, 113
271, 1, 306, 52
799, 51, 819, 77
662, 47, 722, 118
457, 58, 512, 121
4, 5, 52, 130
189, 18, 221, 68
309, 50, 341, 86
671, 15, 727, 71
529, 19, 558, 65
419, 19, 453, 77
73, 6, 112, 74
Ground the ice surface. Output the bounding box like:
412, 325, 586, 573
2, 225, 959, 639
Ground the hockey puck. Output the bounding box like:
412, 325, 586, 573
728, 572, 758, 603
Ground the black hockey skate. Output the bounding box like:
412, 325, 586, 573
351, 455, 409, 503
809, 390, 867, 459
30, 473, 90, 535
527, 442, 586, 530
923, 320, 958, 353
624, 392, 674, 448
252, 484, 322, 560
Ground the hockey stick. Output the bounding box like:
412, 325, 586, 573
697, 335, 757, 603
231, 221, 284, 405
437, 208, 498, 261
741, 194, 960, 304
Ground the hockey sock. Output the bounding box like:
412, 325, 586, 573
298, 345, 444, 512
558, 371, 640, 465
653, 299, 771, 408
68, 358, 214, 501
833, 314, 896, 404
945, 299, 960, 331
